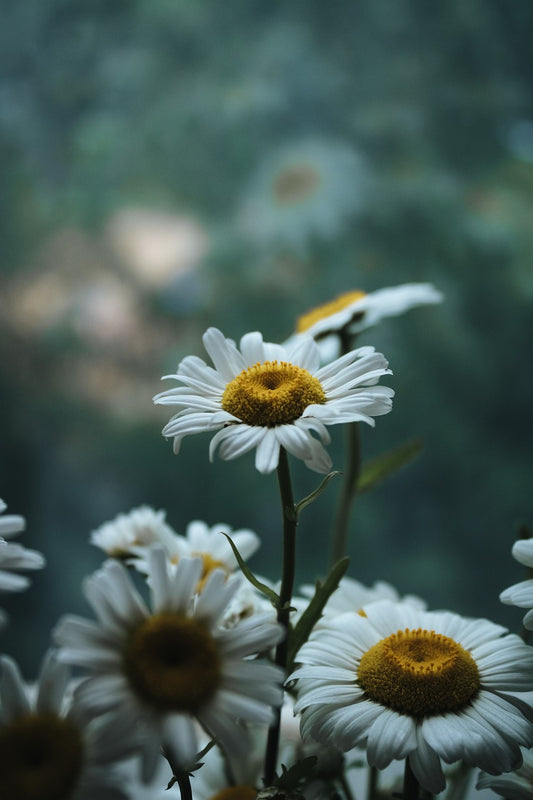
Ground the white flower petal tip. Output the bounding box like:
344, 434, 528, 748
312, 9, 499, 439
154, 328, 393, 474
0, 501, 45, 595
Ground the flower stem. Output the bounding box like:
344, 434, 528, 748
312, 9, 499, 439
329, 421, 361, 566
403, 759, 420, 800
176, 773, 193, 800
264, 447, 298, 785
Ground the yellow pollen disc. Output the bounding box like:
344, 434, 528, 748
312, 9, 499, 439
357, 628, 480, 717
272, 163, 321, 206
209, 786, 257, 800
193, 552, 231, 592
0, 713, 84, 800
123, 612, 221, 712
296, 290, 367, 333
221, 361, 326, 427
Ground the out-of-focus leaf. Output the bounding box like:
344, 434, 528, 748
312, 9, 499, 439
356, 438, 424, 494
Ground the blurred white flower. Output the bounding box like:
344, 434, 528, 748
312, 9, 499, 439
0, 650, 138, 799
54, 550, 284, 780
500, 537, 533, 629
0, 498, 45, 594
236, 138, 370, 253
90, 505, 177, 559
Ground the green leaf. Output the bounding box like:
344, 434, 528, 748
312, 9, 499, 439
220, 532, 280, 607
287, 556, 349, 670
356, 437, 424, 494
295, 470, 341, 515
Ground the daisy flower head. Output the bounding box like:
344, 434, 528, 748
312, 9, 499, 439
235, 137, 370, 254
477, 746, 533, 800
500, 537, 533, 629
0, 650, 137, 800
54, 548, 285, 780
90, 505, 177, 559
154, 327, 394, 475
0, 498, 45, 594
130, 519, 260, 594
293, 283, 443, 343
290, 600, 533, 794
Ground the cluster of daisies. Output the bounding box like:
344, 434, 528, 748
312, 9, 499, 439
2, 283, 533, 800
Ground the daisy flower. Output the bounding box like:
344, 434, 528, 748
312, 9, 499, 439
477, 746, 533, 800
130, 519, 260, 593
54, 549, 284, 780
294, 283, 443, 341
236, 138, 370, 254
153, 327, 393, 474
0, 498, 45, 593
290, 600, 533, 794
300, 575, 426, 624
0, 650, 138, 800
90, 505, 177, 559
500, 538, 533, 630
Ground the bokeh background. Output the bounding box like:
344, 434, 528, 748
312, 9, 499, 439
1, 0, 532, 673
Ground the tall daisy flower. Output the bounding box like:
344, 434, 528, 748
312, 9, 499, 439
290, 600, 533, 794
54, 549, 284, 780
0, 650, 138, 799
153, 327, 393, 474
500, 537, 533, 630
0, 498, 45, 593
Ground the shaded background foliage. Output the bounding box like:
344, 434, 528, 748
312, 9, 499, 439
0, 0, 532, 672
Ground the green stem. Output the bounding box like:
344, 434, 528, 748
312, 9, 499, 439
175, 772, 193, 800
403, 759, 420, 800
329, 421, 361, 566
264, 447, 298, 785
367, 764, 378, 800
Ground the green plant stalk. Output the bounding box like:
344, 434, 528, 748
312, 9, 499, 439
329, 420, 361, 567
264, 447, 298, 786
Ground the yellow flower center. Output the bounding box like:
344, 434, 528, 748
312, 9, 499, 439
272, 163, 321, 206
0, 713, 84, 800
193, 552, 231, 592
123, 612, 221, 712
357, 628, 480, 717
296, 290, 367, 333
221, 361, 326, 427
209, 787, 257, 800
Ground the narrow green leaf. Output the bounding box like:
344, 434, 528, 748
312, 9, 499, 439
356, 437, 424, 494
295, 470, 341, 515
220, 532, 280, 606
287, 556, 349, 669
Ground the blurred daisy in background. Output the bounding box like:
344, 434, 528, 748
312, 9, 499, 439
129, 518, 260, 593
0, 650, 138, 799
300, 575, 426, 623
54, 550, 284, 780
236, 138, 370, 254
154, 327, 393, 474
290, 600, 533, 794
286, 283, 443, 361
500, 537, 533, 630
0, 498, 45, 596
90, 505, 177, 559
